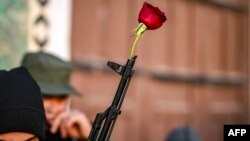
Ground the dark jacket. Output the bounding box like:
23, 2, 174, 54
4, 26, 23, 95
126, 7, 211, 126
166, 126, 202, 141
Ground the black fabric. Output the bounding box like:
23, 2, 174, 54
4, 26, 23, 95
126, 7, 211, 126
45, 130, 75, 141
0, 67, 46, 140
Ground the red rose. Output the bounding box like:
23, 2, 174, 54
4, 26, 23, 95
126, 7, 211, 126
130, 2, 167, 58
138, 2, 167, 30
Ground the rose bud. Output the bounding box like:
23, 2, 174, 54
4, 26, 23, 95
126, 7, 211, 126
138, 2, 167, 30
130, 2, 167, 58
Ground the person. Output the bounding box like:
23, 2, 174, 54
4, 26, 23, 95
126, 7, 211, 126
166, 126, 202, 141
0, 67, 46, 141
21, 51, 92, 141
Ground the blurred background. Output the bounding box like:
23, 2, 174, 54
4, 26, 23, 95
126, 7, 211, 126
0, 0, 249, 141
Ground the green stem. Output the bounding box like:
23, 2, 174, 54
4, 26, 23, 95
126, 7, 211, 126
130, 34, 141, 59
129, 23, 147, 59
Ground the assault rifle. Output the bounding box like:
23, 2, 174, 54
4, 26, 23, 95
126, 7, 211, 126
88, 56, 137, 141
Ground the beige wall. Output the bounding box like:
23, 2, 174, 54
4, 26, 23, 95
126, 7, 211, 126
27, 0, 72, 61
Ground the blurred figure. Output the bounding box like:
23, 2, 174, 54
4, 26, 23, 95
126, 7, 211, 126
166, 126, 202, 141
22, 51, 91, 141
0, 67, 46, 141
